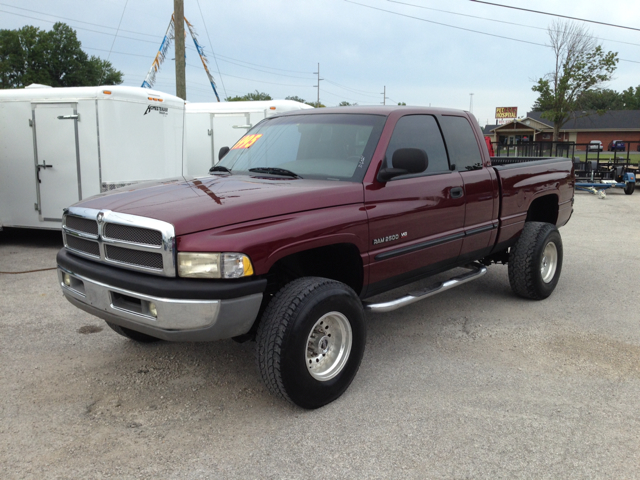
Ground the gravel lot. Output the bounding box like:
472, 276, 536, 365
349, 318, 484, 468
1, 190, 639, 479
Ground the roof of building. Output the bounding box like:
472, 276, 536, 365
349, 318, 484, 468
526, 110, 640, 129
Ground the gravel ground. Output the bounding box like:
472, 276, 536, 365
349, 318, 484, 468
1, 190, 639, 479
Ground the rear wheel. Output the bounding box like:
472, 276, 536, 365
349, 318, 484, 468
256, 277, 366, 409
624, 182, 635, 195
106, 322, 161, 343
508, 222, 563, 300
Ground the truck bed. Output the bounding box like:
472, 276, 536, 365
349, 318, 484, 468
490, 156, 574, 248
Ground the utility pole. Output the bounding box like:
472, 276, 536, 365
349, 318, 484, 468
174, 0, 186, 100
381, 86, 388, 105
469, 93, 474, 114
313, 63, 322, 106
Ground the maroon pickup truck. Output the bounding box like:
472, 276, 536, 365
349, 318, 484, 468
57, 106, 574, 408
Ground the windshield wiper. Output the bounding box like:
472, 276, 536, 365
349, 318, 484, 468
209, 165, 231, 174
248, 167, 303, 179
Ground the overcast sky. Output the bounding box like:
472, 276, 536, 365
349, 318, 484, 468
2, 0, 640, 126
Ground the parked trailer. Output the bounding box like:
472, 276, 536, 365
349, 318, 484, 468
490, 140, 637, 196
184, 100, 312, 175
0, 85, 185, 230
573, 159, 636, 195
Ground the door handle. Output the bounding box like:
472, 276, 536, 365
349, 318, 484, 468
450, 187, 464, 199
57, 114, 79, 120
36, 161, 53, 183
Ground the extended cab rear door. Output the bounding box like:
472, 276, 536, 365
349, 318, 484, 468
364, 114, 465, 296
439, 115, 499, 262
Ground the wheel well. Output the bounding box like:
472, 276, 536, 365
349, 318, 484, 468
236, 244, 364, 343
526, 194, 558, 224
266, 243, 363, 296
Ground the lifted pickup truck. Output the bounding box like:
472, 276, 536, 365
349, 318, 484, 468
57, 106, 574, 409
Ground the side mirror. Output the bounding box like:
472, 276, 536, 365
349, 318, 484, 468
218, 146, 230, 160
377, 148, 428, 182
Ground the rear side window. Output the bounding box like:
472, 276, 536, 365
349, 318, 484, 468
439, 115, 483, 171
384, 115, 450, 175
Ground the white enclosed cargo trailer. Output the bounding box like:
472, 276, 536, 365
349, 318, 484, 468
184, 100, 312, 175
0, 85, 185, 230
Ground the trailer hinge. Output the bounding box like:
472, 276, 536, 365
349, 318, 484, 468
207, 129, 212, 136
29, 119, 33, 127
34, 203, 39, 211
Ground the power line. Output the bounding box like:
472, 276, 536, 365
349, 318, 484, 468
185, 63, 311, 87
195, 0, 227, 99
1, 7, 323, 82
344, 1, 639, 64
214, 54, 313, 75
0, 9, 159, 44
470, 1, 640, 33
85, 46, 149, 59
389, 0, 640, 48
88, 47, 315, 87
343, 0, 547, 47
215, 57, 314, 80
0, 3, 156, 38
324, 79, 380, 98
100, 0, 129, 83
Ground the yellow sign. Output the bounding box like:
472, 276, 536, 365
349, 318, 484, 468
495, 107, 518, 119
231, 134, 263, 150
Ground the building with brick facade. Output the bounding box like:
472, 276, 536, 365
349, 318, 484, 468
483, 110, 640, 151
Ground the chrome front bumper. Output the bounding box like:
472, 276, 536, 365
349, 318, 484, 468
58, 267, 263, 341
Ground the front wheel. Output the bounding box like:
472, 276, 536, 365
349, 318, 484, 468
508, 222, 563, 300
255, 277, 366, 409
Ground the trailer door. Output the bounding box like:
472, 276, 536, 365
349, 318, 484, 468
33, 103, 81, 222
212, 113, 251, 164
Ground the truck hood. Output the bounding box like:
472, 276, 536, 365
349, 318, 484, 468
75, 175, 365, 235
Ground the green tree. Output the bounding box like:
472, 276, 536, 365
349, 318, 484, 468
225, 90, 272, 101
575, 88, 624, 111
531, 21, 617, 141
285, 95, 306, 103
305, 101, 325, 108
621, 85, 640, 110
398, 102, 406, 106
0, 22, 122, 89
339, 101, 358, 106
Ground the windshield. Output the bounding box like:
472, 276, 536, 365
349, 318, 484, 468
216, 113, 386, 182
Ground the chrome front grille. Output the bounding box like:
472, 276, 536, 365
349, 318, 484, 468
66, 235, 100, 257
105, 245, 164, 269
62, 207, 176, 277
104, 223, 163, 246
65, 215, 98, 235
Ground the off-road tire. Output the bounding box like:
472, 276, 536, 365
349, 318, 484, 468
508, 222, 563, 300
624, 183, 635, 195
255, 277, 366, 409
106, 322, 161, 343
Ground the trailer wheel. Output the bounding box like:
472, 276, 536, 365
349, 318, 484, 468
255, 277, 366, 409
624, 183, 635, 195
106, 322, 161, 343
508, 222, 563, 300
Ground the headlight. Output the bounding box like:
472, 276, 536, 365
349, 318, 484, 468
177, 252, 254, 279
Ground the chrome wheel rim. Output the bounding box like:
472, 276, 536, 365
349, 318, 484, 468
540, 241, 558, 283
306, 312, 352, 381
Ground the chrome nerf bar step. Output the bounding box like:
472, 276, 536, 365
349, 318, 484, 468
363, 263, 487, 313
